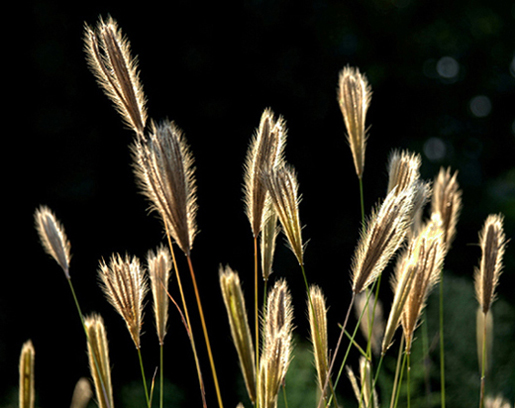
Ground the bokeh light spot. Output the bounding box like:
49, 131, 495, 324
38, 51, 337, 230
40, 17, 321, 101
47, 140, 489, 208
423, 137, 446, 161
436, 56, 459, 79
469, 95, 492, 118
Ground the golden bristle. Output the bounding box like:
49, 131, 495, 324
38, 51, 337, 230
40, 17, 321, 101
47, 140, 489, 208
98, 253, 148, 349
263, 164, 305, 265
354, 289, 385, 356
147, 245, 173, 345
243, 108, 287, 237
19, 340, 35, 408
132, 120, 198, 256
474, 214, 507, 315
70, 378, 93, 408
84, 16, 147, 136
34, 205, 72, 279
386, 149, 422, 195
338, 65, 372, 179
84, 314, 114, 408
346, 357, 378, 408
260, 196, 279, 281
308, 285, 330, 397
258, 279, 294, 408
401, 221, 446, 353
351, 186, 416, 294
219, 266, 257, 403
430, 167, 462, 248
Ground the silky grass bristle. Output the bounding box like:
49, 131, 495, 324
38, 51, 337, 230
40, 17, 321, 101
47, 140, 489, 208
401, 221, 446, 353
263, 164, 305, 265
431, 167, 462, 249
338, 65, 372, 179
308, 285, 330, 397
387, 149, 422, 195
98, 253, 148, 349
19, 340, 35, 408
84, 314, 114, 408
346, 357, 378, 408
84, 16, 147, 137
34, 205, 72, 279
258, 279, 294, 408
219, 266, 256, 403
147, 245, 173, 345
132, 120, 198, 256
474, 214, 506, 315
351, 186, 416, 294
243, 108, 287, 238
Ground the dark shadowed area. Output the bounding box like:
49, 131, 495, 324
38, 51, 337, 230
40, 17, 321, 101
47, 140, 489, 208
4, 1, 514, 407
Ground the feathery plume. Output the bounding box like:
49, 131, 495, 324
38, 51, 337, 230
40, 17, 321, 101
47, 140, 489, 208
338, 65, 372, 179
243, 108, 287, 237
132, 120, 198, 256
84, 314, 114, 408
219, 266, 256, 403
351, 186, 416, 294
346, 357, 379, 408
34, 205, 72, 279
484, 395, 512, 408
263, 164, 304, 265
401, 221, 446, 353
430, 167, 462, 249
98, 253, 148, 349
474, 214, 507, 315
70, 378, 93, 408
19, 340, 35, 408
308, 286, 330, 397
354, 290, 385, 356
387, 149, 422, 195
260, 197, 280, 281
258, 279, 294, 408
84, 16, 147, 136
147, 245, 173, 345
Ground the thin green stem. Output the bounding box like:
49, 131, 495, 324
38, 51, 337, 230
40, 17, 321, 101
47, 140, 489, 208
439, 271, 446, 408
254, 234, 260, 408
407, 352, 411, 408
479, 312, 487, 408
160, 344, 164, 408
390, 339, 407, 408
359, 177, 365, 226
137, 347, 151, 408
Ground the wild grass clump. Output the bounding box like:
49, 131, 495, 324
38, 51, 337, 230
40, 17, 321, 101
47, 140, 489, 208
22, 14, 513, 408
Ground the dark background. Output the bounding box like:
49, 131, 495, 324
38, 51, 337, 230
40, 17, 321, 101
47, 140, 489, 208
4, 1, 514, 407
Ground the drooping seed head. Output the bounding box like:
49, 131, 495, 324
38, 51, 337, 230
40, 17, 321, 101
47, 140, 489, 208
219, 265, 256, 403
243, 108, 287, 237
338, 66, 372, 179
34, 205, 72, 279
351, 186, 416, 294
474, 214, 507, 314
132, 120, 198, 256
84, 16, 147, 136
263, 164, 305, 265
98, 253, 148, 349
430, 167, 462, 249
401, 221, 445, 353
19, 340, 35, 408
147, 245, 173, 345
84, 314, 114, 408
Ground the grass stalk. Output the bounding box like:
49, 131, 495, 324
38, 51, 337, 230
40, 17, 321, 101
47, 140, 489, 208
479, 314, 487, 408
254, 234, 260, 405
137, 347, 151, 407
439, 270, 446, 408
160, 344, 164, 408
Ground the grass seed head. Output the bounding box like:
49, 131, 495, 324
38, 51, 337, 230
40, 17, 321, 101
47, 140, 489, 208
84, 16, 147, 136
308, 285, 330, 396
132, 120, 198, 256
19, 340, 35, 408
34, 205, 72, 279
70, 378, 93, 408
338, 65, 372, 179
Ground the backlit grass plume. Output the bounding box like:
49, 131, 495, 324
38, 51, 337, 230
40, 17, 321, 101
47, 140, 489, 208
308, 285, 330, 399
260, 197, 279, 281
34, 205, 72, 279
258, 279, 294, 408
351, 186, 416, 294
338, 65, 372, 179
474, 214, 506, 315
219, 266, 257, 403
19, 340, 35, 408
84, 314, 114, 408
132, 120, 198, 256
243, 108, 287, 238
401, 221, 445, 353
147, 245, 173, 345
346, 356, 378, 408
84, 16, 147, 137
263, 164, 304, 265
98, 253, 148, 349
431, 167, 462, 249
